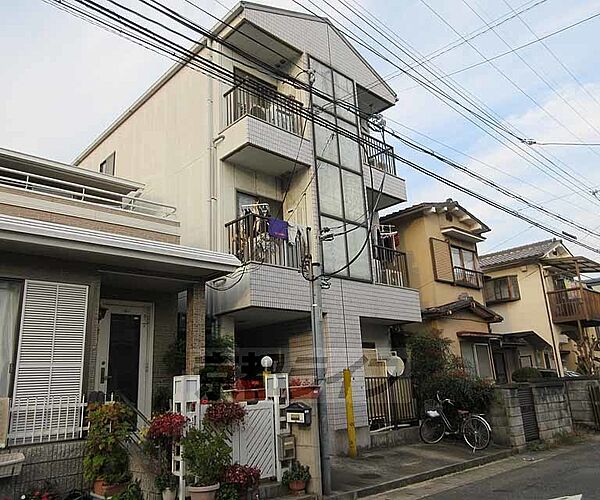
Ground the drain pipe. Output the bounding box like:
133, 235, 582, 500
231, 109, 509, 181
207, 38, 218, 252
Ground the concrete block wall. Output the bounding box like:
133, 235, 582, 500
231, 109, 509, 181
0, 441, 85, 498
530, 381, 573, 441
564, 377, 600, 429
488, 386, 526, 449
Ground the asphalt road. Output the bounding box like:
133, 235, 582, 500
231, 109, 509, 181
424, 443, 598, 500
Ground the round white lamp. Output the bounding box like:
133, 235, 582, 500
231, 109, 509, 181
261, 355, 274, 393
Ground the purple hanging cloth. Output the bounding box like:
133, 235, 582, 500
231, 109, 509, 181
268, 217, 289, 239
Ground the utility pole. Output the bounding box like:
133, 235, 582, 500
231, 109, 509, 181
305, 227, 332, 495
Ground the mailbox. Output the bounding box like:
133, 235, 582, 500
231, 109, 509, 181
285, 402, 312, 426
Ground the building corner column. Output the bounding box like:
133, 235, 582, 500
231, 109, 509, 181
186, 282, 206, 375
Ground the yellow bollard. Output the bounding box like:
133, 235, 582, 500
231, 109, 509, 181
343, 368, 358, 458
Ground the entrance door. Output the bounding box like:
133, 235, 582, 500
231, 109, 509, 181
96, 302, 154, 417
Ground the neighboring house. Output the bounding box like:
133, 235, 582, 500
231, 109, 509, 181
0, 147, 238, 480
480, 239, 600, 377
73, 3, 421, 450
381, 199, 501, 380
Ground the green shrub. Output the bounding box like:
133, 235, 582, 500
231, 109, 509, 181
512, 367, 542, 382
181, 427, 231, 487
420, 373, 495, 413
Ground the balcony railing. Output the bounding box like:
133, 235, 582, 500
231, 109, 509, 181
547, 287, 600, 324
224, 85, 304, 136
0, 165, 176, 218
226, 212, 304, 269
372, 245, 409, 287
362, 134, 396, 176
453, 266, 484, 289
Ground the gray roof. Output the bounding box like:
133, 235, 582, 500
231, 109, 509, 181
480, 238, 560, 270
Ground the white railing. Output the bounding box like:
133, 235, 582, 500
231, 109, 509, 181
8, 395, 88, 446
0, 165, 176, 219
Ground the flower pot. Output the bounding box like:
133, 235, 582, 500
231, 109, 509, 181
288, 480, 306, 495
162, 487, 177, 500
93, 479, 128, 497
189, 482, 220, 500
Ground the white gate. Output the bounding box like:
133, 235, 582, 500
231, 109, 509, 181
201, 400, 277, 479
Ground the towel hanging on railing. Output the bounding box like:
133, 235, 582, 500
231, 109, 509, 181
268, 217, 288, 239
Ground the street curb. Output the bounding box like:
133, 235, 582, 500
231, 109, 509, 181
325, 448, 515, 500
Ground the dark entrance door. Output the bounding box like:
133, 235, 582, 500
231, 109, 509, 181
107, 313, 141, 406
493, 351, 508, 384
518, 386, 539, 442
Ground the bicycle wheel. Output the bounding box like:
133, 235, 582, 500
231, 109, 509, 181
463, 415, 491, 450
419, 417, 445, 444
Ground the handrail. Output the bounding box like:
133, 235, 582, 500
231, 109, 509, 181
362, 134, 396, 176
453, 266, 484, 289
547, 287, 600, 323
0, 165, 177, 218
372, 244, 409, 287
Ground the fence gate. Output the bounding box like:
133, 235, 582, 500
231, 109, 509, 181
201, 400, 276, 479
589, 385, 600, 430
365, 376, 418, 430
517, 386, 539, 442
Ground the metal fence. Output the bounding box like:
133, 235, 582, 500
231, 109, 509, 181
365, 376, 418, 430
362, 135, 396, 175
372, 245, 409, 287
8, 395, 88, 446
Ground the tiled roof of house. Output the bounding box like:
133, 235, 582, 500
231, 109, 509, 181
421, 296, 503, 323
479, 238, 560, 270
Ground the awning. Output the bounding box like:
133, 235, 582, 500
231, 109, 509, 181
497, 331, 553, 350
0, 214, 241, 280
541, 256, 600, 275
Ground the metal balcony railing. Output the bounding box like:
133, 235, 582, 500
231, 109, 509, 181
362, 134, 396, 176
453, 266, 484, 289
0, 165, 176, 218
372, 245, 409, 287
226, 212, 304, 269
224, 85, 304, 136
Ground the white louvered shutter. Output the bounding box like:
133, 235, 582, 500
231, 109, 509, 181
13, 280, 88, 401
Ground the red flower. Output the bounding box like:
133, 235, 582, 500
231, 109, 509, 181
204, 401, 246, 428
147, 412, 187, 442
223, 464, 261, 489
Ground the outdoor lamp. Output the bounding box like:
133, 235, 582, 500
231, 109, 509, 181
261, 355, 273, 393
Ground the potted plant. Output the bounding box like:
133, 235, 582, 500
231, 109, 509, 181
181, 427, 231, 500
221, 464, 261, 500
144, 412, 187, 500
282, 461, 311, 496
83, 402, 135, 497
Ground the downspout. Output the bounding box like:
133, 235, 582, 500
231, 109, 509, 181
207, 38, 218, 252
539, 263, 564, 376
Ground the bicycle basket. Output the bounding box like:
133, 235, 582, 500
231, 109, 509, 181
423, 399, 441, 412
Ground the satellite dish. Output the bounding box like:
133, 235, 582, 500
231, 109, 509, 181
386, 355, 405, 377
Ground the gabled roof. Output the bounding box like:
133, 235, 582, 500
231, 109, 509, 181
421, 296, 503, 323
480, 239, 563, 270
381, 199, 490, 235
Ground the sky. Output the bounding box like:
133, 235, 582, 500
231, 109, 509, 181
2, 0, 600, 261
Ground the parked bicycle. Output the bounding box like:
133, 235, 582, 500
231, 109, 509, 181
419, 393, 491, 451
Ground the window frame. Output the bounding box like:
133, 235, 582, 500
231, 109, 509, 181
484, 275, 521, 304
0, 278, 24, 398
450, 245, 478, 271
99, 152, 116, 176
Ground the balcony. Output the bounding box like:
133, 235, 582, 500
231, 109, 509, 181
362, 135, 407, 209
372, 245, 409, 287
219, 86, 313, 176
547, 288, 600, 325
453, 266, 484, 289
225, 212, 304, 269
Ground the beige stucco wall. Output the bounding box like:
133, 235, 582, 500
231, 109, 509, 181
394, 211, 485, 309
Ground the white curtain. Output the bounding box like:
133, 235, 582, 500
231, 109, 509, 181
0, 281, 22, 397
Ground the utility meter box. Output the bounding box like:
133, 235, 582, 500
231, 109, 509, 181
285, 402, 312, 426
278, 434, 296, 461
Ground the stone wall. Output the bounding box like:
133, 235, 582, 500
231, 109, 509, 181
564, 377, 600, 429
530, 381, 572, 441
0, 441, 85, 498
488, 386, 526, 449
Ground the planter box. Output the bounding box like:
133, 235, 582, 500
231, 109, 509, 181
290, 386, 319, 399
232, 389, 266, 401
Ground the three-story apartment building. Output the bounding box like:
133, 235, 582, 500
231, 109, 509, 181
73, 2, 421, 451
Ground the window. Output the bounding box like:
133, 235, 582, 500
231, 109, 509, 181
484, 276, 521, 304
310, 57, 370, 281
460, 342, 494, 379
237, 192, 282, 218
520, 355, 533, 368
451, 246, 477, 270
100, 152, 116, 176
0, 280, 22, 397
451, 246, 482, 288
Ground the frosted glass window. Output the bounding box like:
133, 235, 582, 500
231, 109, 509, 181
314, 113, 339, 163
321, 217, 348, 276
342, 171, 365, 223
333, 71, 356, 122
318, 162, 343, 218
311, 59, 334, 109
347, 225, 372, 280
475, 344, 493, 379
0, 280, 22, 397
338, 120, 361, 172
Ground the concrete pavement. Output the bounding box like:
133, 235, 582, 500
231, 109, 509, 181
364, 437, 600, 500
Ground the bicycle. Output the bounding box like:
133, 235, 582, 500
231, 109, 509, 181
419, 393, 492, 451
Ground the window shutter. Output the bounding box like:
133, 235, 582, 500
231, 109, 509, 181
13, 281, 88, 401
430, 238, 454, 283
